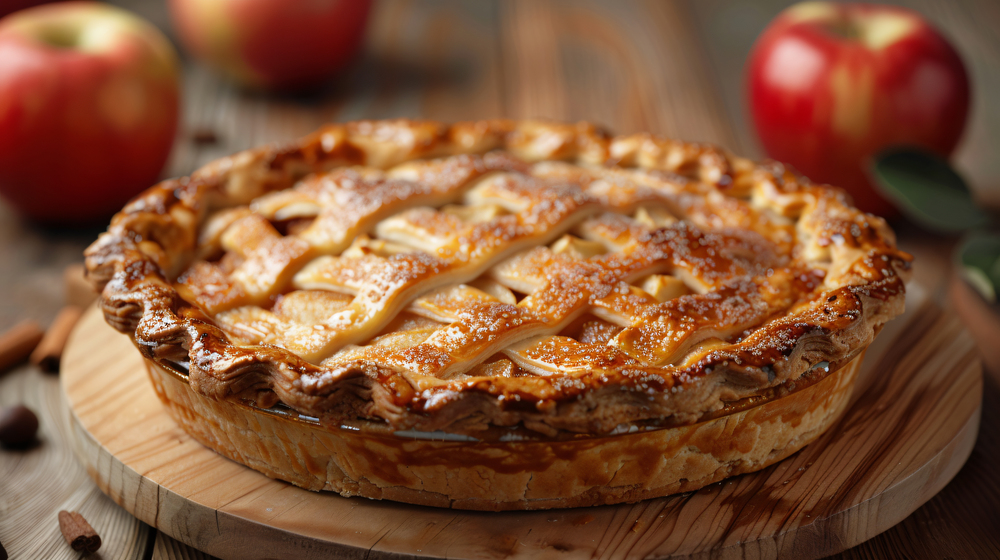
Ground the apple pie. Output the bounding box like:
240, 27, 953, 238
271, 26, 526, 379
85, 119, 910, 510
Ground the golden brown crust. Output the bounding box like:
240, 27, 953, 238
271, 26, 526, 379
85, 119, 910, 437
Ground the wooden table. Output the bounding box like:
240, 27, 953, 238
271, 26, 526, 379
2, 1, 998, 558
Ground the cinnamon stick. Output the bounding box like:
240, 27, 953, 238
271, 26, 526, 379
0, 320, 44, 373
64, 264, 97, 308
30, 306, 83, 373
58, 511, 101, 554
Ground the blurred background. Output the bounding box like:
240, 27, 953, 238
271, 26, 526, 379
1, 1, 998, 558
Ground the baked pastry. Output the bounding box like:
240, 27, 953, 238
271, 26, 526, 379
85, 119, 910, 510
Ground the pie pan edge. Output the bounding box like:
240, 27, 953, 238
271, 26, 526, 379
143, 351, 864, 511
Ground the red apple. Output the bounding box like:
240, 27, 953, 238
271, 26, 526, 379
747, 2, 970, 216
0, 2, 180, 225
1, 1, 53, 20
168, 0, 371, 91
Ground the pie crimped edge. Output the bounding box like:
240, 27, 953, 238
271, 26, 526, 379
85, 119, 910, 510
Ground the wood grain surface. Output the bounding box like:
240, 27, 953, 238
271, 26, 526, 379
3, 0, 1000, 558
0, 370, 152, 560
59, 283, 981, 559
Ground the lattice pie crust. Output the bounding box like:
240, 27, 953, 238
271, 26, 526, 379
86, 120, 909, 509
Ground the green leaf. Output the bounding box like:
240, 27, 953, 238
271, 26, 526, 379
871, 148, 991, 233
956, 232, 1000, 304
962, 266, 996, 304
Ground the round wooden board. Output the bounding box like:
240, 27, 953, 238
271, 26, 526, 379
61, 286, 982, 560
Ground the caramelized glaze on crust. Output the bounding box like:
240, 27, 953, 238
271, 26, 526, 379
85, 119, 910, 437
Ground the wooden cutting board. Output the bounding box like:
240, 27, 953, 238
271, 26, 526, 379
61, 283, 982, 560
